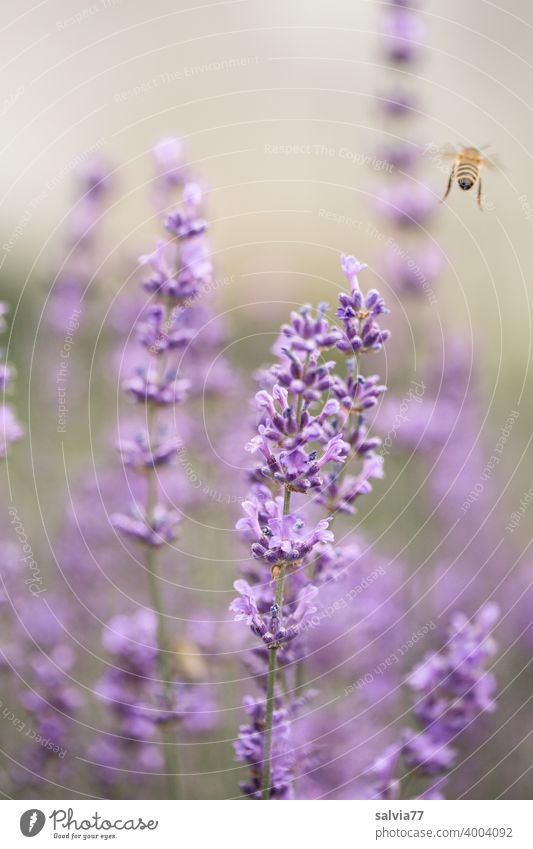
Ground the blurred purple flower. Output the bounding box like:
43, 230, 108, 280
376, 182, 437, 227
382, 243, 443, 296
0, 405, 24, 457
381, 6, 427, 64
0, 303, 23, 458
378, 86, 420, 117
369, 604, 499, 799
152, 136, 188, 207
124, 365, 190, 406
235, 696, 296, 799
112, 503, 181, 547
117, 429, 182, 472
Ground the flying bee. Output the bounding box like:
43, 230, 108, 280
440, 145, 496, 210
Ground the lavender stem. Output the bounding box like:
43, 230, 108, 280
145, 407, 182, 800
261, 487, 291, 799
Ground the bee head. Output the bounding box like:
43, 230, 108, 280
458, 177, 474, 191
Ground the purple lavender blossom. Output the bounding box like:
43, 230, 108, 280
123, 365, 190, 406
368, 744, 403, 799
317, 453, 384, 515
47, 157, 114, 330
18, 643, 83, 778
135, 304, 197, 354
112, 503, 181, 547
93, 608, 215, 793
377, 140, 422, 172
114, 184, 212, 555
369, 604, 499, 799
231, 578, 317, 648
377, 86, 420, 117
0, 303, 23, 457
107, 166, 221, 799
376, 182, 437, 227
234, 696, 296, 799
382, 243, 443, 297
68, 157, 114, 245
237, 493, 334, 567
152, 136, 188, 207
92, 609, 169, 788
139, 185, 212, 304
102, 609, 159, 674
232, 256, 390, 799
373, 0, 443, 309
0, 404, 24, 458
336, 258, 390, 353
279, 301, 342, 353
117, 429, 182, 472
0, 362, 13, 391
381, 6, 427, 64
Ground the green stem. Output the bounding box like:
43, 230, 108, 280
261, 487, 291, 799
261, 642, 278, 800
294, 658, 306, 697
295, 353, 310, 428
283, 485, 291, 516
145, 402, 182, 799
145, 544, 181, 799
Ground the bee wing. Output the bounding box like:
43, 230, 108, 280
482, 153, 503, 172
437, 144, 457, 159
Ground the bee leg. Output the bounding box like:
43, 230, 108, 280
477, 178, 483, 210
442, 166, 454, 202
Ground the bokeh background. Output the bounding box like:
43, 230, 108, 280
0, 0, 532, 800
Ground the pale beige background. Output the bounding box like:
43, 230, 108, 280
2, 0, 532, 407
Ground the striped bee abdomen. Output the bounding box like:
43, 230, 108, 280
456, 161, 479, 191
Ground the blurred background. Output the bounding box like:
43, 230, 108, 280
0, 0, 532, 800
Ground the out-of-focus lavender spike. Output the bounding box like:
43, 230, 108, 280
380, 4, 427, 64
152, 136, 189, 209
368, 605, 499, 799
91, 608, 215, 795
373, 0, 444, 303
101, 146, 234, 799
0, 302, 23, 458
47, 156, 115, 331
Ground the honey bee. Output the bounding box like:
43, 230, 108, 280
440, 145, 496, 210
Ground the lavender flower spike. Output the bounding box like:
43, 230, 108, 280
369, 604, 500, 800
233, 256, 390, 798
111, 179, 215, 798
